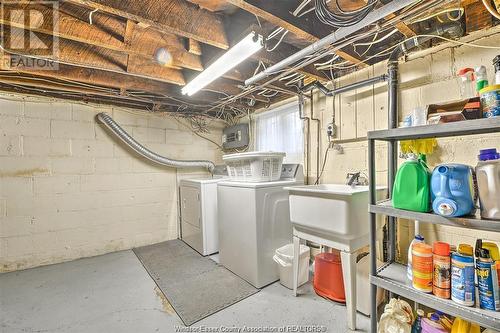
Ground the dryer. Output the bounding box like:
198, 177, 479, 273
217, 164, 304, 288
179, 165, 227, 256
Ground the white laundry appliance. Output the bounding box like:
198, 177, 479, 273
217, 164, 304, 288
179, 165, 227, 256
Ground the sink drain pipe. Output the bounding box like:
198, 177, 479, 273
96, 112, 215, 173
385, 21, 464, 262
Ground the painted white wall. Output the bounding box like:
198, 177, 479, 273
0, 93, 223, 272
299, 27, 500, 261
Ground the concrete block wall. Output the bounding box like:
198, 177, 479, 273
0, 94, 223, 272
304, 29, 500, 261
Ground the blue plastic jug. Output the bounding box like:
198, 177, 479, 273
431, 164, 476, 217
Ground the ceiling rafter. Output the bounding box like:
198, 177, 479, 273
62, 0, 230, 49
0, 4, 204, 71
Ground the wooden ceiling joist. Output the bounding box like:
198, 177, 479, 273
4, 26, 186, 85
0, 4, 204, 71
227, 0, 367, 67
63, 0, 229, 49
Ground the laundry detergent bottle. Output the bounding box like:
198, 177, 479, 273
393, 154, 431, 212
430, 164, 476, 217
476, 148, 500, 220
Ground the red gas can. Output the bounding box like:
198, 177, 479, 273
313, 252, 346, 303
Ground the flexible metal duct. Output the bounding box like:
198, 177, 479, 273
96, 112, 215, 173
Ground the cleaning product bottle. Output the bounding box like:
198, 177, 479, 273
421, 313, 447, 333
411, 309, 424, 333
475, 65, 489, 93
482, 241, 500, 289
393, 154, 431, 212
430, 164, 476, 217
476, 148, 500, 220
412, 243, 433, 293
433, 242, 451, 299
451, 317, 480, 333
428, 311, 453, 331
451, 244, 475, 307
408, 235, 425, 285
458, 68, 476, 99
475, 240, 500, 311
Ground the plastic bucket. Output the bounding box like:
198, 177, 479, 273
273, 244, 310, 289
313, 252, 346, 303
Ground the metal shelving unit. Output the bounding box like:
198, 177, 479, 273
367, 117, 500, 332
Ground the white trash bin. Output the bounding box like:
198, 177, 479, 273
273, 244, 310, 289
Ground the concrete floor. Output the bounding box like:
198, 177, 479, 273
0, 250, 369, 333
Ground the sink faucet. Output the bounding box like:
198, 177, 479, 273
346, 172, 368, 186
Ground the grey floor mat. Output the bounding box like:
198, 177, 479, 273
133, 239, 259, 326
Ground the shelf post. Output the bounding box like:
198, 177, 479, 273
369, 138, 378, 332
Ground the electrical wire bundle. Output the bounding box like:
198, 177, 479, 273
314, 0, 377, 28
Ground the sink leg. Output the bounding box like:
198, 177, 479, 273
340, 250, 357, 331
293, 235, 300, 297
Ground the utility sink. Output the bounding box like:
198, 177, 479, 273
285, 184, 387, 239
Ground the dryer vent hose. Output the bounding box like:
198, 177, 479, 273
96, 112, 215, 173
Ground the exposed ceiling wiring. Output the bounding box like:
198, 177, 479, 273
314, 0, 378, 28
410, 7, 464, 24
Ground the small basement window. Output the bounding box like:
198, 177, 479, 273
254, 102, 304, 164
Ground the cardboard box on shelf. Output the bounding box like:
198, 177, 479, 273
426, 98, 482, 124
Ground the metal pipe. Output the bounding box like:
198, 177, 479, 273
245, 0, 419, 86
96, 112, 215, 172
298, 93, 311, 184
309, 91, 321, 181
385, 20, 464, 262
302, 75, 388, 96
387, 62, 398, 264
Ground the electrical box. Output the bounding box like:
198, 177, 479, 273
222, 123, 249, 150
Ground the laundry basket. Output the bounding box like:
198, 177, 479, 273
223, 151, 286, 182
273, 244, 310, 289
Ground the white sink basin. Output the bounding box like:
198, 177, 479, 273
285, 184, 387, 239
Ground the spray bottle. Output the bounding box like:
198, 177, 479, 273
475, 239, 500, 311
475, 66, 489, 93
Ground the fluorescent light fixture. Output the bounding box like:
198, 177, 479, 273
181, 32, 263, 96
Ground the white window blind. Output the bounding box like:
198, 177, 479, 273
254, 102, 304, 163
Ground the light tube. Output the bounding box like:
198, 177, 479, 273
181, 32, 263, 96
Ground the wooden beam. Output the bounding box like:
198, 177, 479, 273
464, 0, 493, 34
335, 0, 416, 37
5, 26, 186, 85
226, 0, 317, 43
0, 4, 204, 71
186, 0, 232, 12
5, 62, 175, 94
63, 0, 229, 49
1, 61, 256, 109
188, 39, 202, 55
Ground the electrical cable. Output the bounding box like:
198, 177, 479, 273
314, 0, 377, 28
410, 7, 464, 23
266, 30, 289, 52
482, 0, 500, 20
314, 138, 331, 185
319, 33, 500, 71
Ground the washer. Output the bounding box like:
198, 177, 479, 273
217, 164, 304, 288
179, 165, 227, 256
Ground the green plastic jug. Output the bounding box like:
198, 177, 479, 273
393, 154, 431, 212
